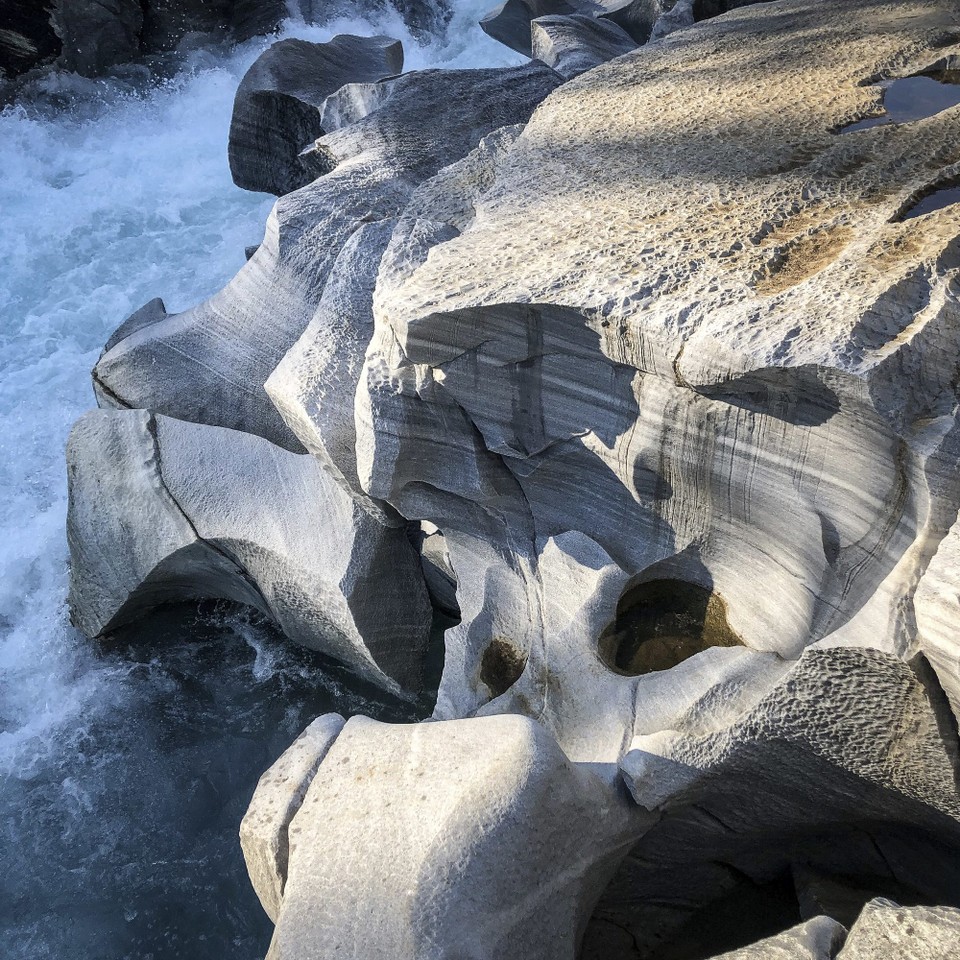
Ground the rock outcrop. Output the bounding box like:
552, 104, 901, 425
479, 0, 679, 56
60, 0, 960, 956
92, 62, 561, 450
0, 0, 449, 81
227, 35, 404, 197
837, 900, 960, 959
261, 714, 647, 960
531, 14, 637, 79
66, 410, 432, 695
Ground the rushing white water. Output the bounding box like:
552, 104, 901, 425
0, 4, 516, 955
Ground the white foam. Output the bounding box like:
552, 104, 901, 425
0, 2, 517, 774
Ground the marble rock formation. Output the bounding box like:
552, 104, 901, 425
60, 0, 960, 956
91, 61, 561, 452
227, 35, 404, 197
351, 0, 960, 747
479, 0, 678, 56
531, 14, 637, 79
66, 409, 431, 695
240, 713, 346, 923
598, 648, 960, 956
256, 713, 648, 960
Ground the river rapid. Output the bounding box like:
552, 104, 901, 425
0, 4, 516, 956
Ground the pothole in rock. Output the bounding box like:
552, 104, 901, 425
597, 579, 743, 676
840, 74, 960, 133
896, 177, 960, 220
480, 636, 528, 698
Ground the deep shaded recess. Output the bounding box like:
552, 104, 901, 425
695, 367, 840, 427
480, 636, 528, 698
585, 821, 960, 959
692, 0, 763, 24
840, 74, 960, 133
598, 579, 742, 676
1, 601, 424, 960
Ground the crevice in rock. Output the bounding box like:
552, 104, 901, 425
143, 413, 275, 618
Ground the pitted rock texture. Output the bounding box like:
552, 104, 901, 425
592, 648, 960, 957
837, 899, 960, 959
92, 61, 561, 452
706, 916, 847, 960
227, 35, 404, 197
66, 410, 432, 694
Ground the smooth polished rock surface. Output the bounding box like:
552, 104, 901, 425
266, 714, 649, 960
66, 410, 432, 694
915, 508, 960, 723
531, 14, 637, 79
93, 61, 561, 451
227, 35, 404, 197
240, 713, 346, 923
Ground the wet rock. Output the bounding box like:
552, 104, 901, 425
50, 0, 142, 77
66, 410, 432, 695
0, 0, 60, 78
531, 14, 637, 79
240, 713, 346, 923
227, 35, 404, 197
266, 713, 649, 960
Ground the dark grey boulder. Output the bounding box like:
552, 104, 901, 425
50, 0, 142, 78
0, 0, 60, 78
227, 35, 404, 197
531, 14, 636, 79
480, 0, 580, 57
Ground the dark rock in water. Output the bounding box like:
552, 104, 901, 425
51, 0, 142, 78
140, 0, 230, 52
0, 0, 60, 78
228, 35, 404, 197
600, 0, 677, 43
229, 0, 287, 44
531, 14, 636, 79
480, 0, 580, 58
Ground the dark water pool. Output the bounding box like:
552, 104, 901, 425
0, 604, 423, 960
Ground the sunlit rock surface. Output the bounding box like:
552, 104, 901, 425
240, 713, 346, 923
59, 0, 960, 955
264, 714, 647, 960
836, 900, 960, 959
705, 916, 847, 960
66, 410, 431, 694
92, 61, 561, 451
